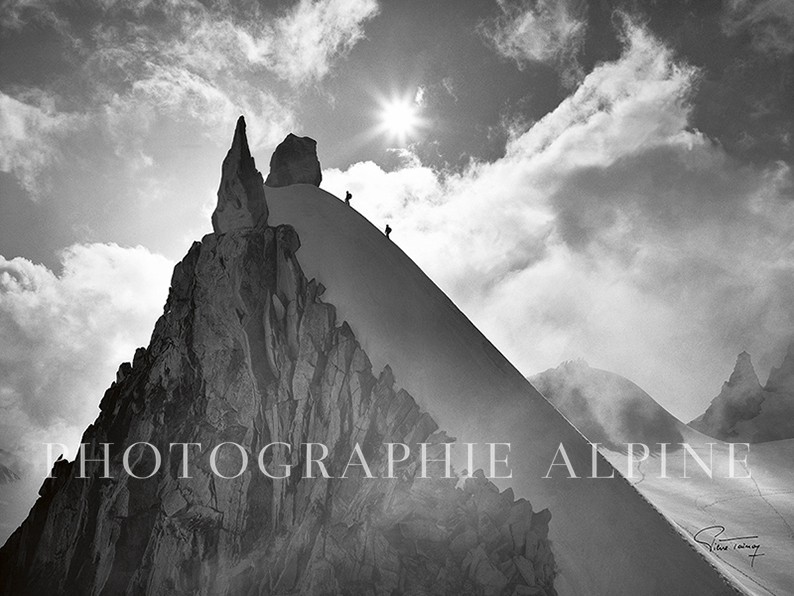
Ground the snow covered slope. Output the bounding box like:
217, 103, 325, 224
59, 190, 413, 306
606, 430, 794, 596
532, 360, 794, 595
268, 184, 739, 595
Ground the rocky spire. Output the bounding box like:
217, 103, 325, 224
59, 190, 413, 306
766, 342, 794, 393
726, 350, 762, 390
689, 351, 765, 440
211, 116, 268, 234
264, 133, 322, 187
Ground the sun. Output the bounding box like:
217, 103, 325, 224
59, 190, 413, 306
376, 91, 425, 145
381, 98, 418, 142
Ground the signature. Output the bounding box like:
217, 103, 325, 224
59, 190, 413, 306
694, 525, 765, 567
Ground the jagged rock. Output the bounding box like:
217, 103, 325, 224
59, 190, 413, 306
466, 545, 509, 595
690, 346, 794, 442
690, 351, 766, 441
766, 342, 794, 393
115, 361, 132, 384
265, 133, 322, 187
450, 528, 478, 554
211, 115, 268, 234
513, 555, 536, 586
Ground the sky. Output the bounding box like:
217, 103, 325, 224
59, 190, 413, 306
1, 0, 794, 523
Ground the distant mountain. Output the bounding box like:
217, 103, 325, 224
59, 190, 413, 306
765, 343, 794, 394
689, 347, 794, 442
530, 360, 684, 452
0, 450, 21, 484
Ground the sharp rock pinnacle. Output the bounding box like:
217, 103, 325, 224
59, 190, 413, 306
211, 116, 268, 234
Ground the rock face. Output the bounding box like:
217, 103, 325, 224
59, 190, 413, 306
0, 450, 21, 484
0, 124, 556, 595
690, 349, 794, 442
211, 116, 268, 234
766, 343, 794, 394
265, 133, 322, 188
690, 352, 765, 440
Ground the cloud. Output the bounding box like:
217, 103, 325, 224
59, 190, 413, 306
530, 361, 684, 452
242, 0, 380, 86
82, 0, 380, 90
0, 92, 81, 199
0, 0, 66, 31
0, 243, 173, 458
481, 0, 587, 85
0, 242, 172, 542
83, 8, 300, 152
723, 0, 794, 55
0, 0, 378, 200
323, 23, 794, 421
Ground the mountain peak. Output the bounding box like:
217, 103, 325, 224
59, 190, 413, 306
231, 115, 250, 159
727, 350, 761, 389
1, 159, 561, 594
559, 358, 589, 371
689, 350, 765, 440
766, 341, 794, 393
265, 133, 322, 188
211, 115, 268, 234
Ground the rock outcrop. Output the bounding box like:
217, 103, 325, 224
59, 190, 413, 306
765, 343, 794, 394
690, 348, 794, 442
211, 116, 268, 234
265, 133, 322, 188
690, 352, 765, 440
0, 122, 556, 595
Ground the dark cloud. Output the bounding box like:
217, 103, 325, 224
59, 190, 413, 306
614, 0, 794, 167
722, 0, 794, 56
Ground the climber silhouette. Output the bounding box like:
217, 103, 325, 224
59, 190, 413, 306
385, 224, 392, 239
345, 190, 352, 205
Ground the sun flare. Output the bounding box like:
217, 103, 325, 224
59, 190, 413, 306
377, 92, 425, 145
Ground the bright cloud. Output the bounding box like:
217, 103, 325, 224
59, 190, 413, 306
323, 23, 794, 421
84, 8, 298, 152
266, 0, 379, 85
0, 0, 378, 200
481, 0, 587, 84
0, 92, 81, 199
0, 242, 173, 542
0, 243, 173, 458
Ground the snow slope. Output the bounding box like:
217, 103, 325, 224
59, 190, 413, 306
603, 426, 794, 596
532, 362, 794, 595
268, 184, 739, 596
